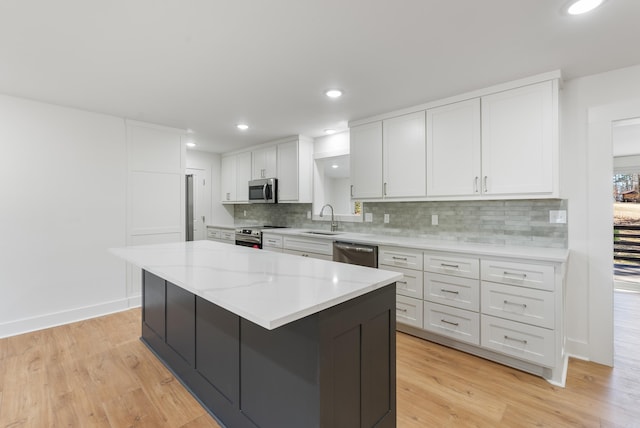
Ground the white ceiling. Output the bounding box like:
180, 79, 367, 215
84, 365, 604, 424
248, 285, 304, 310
2, 0, 640, 153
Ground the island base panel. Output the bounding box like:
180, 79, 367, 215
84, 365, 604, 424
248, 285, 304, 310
141, 270, 396, 428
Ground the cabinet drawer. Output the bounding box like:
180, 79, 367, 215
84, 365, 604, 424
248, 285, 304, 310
207, 228, 221, 240
481, 282, 554, 329
283, 237, 333, 256
424, 252, 479, 279
387, 266, 423, 299
424, 272, 479, 312
423, 302, 479, 345
283, 249, 333, 261
379, 247, 423, 270
481, 259, 554, 291
481, 315, 555, 367
262, 234, 283, 249
220, 230, 235, 242
396, 295, 423, 328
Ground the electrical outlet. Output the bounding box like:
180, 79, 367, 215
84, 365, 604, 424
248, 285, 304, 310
432, 214, 438, 226
307, 211, 311, 219
384, 214, 390, 223
243, 210, 247, 217
549, 210, 567, 224
365, 213, 373, 222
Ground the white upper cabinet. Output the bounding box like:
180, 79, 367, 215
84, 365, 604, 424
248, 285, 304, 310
350, 121, 383, 199
252, 146, 277, 179
481, 80, 556, 196
277, 137, 313, 203
221, 155, 236, 202
383, 111, 426, 198
426, 98, 481, 197
235, 151, 252, 202
221, 151, 252, 203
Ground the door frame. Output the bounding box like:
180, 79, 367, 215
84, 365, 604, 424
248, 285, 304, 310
587, 99, 640, 366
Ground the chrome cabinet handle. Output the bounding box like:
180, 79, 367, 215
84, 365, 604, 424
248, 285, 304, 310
504, 300, 527, 308
483, 176, 488, 193
397, 280, 408, 285
392, 256, 408, 261
440, 263, 459, 269
383, 182, 387, 196
504, 271, 527, 279
350, 185, 354, 197
504, 335, 527, 345
441, 289, 459, 295
441, 319, 459, 326
474, 176, 479, 193
396, 307, 407, 312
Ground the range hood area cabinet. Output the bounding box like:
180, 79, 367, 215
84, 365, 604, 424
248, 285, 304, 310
350, 111, 427, 200
220, 136, 313, 204
427, 80, 557, 198
350, 75, 560, 201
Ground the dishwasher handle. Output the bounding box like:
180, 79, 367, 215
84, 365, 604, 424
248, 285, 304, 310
333, 242, 375, 253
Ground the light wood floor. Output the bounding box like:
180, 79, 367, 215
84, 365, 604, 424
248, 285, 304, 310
1, 292, 639, 427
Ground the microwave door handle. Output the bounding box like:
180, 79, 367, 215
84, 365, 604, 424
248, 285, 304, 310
263, 183, 268, 201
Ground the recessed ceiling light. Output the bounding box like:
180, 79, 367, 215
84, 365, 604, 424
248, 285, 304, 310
325, 89, 343, 98
237, 123, 249, 131
186, 141, 196, 148
331, 164, 339, 169
324, 129, 336, 135
567, 0, 604, 15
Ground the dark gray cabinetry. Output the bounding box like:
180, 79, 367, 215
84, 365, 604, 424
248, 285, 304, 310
141, 269, 396, 428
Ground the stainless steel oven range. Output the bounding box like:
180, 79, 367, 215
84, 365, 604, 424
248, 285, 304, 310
235, 226, 287, 249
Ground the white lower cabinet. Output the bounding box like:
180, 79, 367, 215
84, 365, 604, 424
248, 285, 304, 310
393, 248, 565, 385
282, 236, 333, 260
206, 227, 235, 244
423, 301, 480, 345
481, 315, 555, 367
396, 295, 423, 328
262, 233, 283, 253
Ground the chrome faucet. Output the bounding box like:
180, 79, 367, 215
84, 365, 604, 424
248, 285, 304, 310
319, 204, 338, 232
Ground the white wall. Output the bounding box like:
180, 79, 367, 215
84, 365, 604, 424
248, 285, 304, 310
562, 63, 640, 362
0, 94, 128, 337
186, 150, 234, 226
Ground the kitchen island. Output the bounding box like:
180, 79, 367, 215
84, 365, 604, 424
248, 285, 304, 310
111, 240, 402, 428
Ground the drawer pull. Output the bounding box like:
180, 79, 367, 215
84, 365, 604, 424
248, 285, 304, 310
504, 335, 527, 345
396, 307, 408, 313
441, 289, 459, 295
503, 271, 527, 279
504, 300, 527, 308
392, 256, 408, 261
397, 280, 408, 284
441, 319, 459, 327
440, 263, 459, 269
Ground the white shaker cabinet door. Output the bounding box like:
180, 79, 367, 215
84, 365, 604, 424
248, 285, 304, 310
426, 98, 481, 197
235, 151, 252, 202
350, 121, 383, 199
252, 146, 277, 179
220, 155, 236, 202
383, 111, 426, 198
277, 140, 299, 202
481, 80, 555, 196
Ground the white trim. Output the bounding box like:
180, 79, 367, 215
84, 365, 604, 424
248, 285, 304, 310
586, 98, 640, 366
0, 297, 141, 339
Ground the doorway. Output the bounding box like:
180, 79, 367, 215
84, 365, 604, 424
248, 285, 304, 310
612, 118, 640, 292
186, 168, 208, 241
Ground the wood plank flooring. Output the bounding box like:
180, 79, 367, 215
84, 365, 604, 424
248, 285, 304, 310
1, 291, 639, 427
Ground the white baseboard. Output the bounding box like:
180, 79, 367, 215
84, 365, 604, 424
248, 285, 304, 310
0, 295, 142, 339
565, 337, 589, 360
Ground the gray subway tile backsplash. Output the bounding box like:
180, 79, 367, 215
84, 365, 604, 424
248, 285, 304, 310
234, 199, 568, 248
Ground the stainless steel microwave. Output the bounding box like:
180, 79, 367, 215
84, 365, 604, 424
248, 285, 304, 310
248, 178, 277, 203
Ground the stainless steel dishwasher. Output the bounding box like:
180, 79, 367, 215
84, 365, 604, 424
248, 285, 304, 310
333, 241, 378, 268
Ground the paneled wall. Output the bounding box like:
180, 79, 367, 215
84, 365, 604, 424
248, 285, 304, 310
234, 199, 568, 248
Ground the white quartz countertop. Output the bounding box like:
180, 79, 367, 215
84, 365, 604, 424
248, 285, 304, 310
263, 228, 569, 263
110, 240, 402, 330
